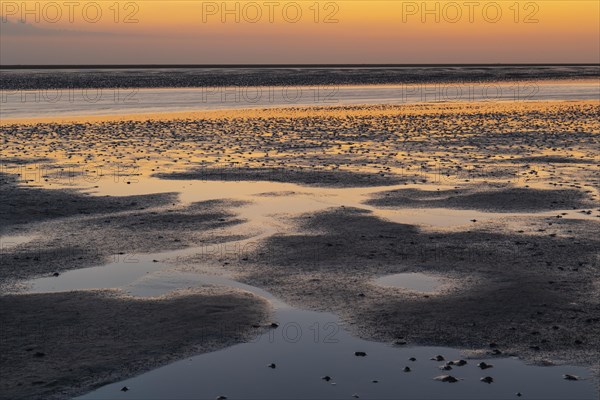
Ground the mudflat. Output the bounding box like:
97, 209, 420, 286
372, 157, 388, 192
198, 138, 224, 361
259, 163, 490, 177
1, 101, 599, 398
0, 288, 270, 400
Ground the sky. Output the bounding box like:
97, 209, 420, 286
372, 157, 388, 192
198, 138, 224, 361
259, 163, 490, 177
1, 1, 599, 64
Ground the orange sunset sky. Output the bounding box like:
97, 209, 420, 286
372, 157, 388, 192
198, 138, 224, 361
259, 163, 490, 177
1, 1, 599, 64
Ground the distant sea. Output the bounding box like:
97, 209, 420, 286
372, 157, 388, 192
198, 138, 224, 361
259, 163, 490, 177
1, 65, 599, 90
1, 66, 598, 120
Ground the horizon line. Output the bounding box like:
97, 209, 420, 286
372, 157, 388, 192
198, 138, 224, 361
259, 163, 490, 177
2, 63, 600, 70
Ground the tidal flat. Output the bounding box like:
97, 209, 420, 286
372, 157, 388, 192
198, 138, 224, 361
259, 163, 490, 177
1, 101, 599, 399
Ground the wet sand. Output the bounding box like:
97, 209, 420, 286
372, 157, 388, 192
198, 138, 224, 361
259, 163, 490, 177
0, 288, 270, 400
1, 101, 599, 398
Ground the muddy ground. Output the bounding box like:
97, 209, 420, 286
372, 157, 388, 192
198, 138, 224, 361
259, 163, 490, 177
1, 101, 599, 398
0, 288, 270, 400
0, 172, 250, 286
213, 207, 600, 367
365, 186, 598, 212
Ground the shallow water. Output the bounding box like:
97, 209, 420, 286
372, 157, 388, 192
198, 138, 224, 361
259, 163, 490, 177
1, 80, 599, 120
20, 177, 600, 229
79, 315, 596, 399
25, 260, 597, 400
12, 177, 600, 399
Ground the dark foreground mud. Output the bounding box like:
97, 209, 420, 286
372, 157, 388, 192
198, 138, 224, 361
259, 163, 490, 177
0, 172, 175, 235
198, 206, 600, 370
0, 288, 270, 400
0, 182, 248, 287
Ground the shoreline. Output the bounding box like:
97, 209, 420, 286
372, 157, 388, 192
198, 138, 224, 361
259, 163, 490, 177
2, 98, 599, 126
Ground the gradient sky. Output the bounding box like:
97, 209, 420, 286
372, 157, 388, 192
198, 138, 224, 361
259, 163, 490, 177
1, 1, 599, 64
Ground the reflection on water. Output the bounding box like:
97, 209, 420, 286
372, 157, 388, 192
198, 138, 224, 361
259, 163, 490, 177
25, 262, 598, 400
15, 176, 598, 400
79, 311, 596, 399
2, 81, 599, 120
14, 177, 598, 229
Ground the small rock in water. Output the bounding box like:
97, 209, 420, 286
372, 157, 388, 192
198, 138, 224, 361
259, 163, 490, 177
352, 394, 360, 398
372, 380, 379, 383
563, 374, 580, 381
453, 360, 467, 366
431, 355, 445, 361
403, 366, 411, 372
355, 351, 367, 357
434, 375, 459, 383
409, 357, 417, 362
321, 376, 332, 382
267, 363, 276, 369
216, 396, 227, 400
270, 323, 279, 328
120, 386, 129, 392
52, 272, 60, 277
480, 376, 494, 384
516, 393, 523, 397
440, 365, 453, 371
478, 362, 493, 370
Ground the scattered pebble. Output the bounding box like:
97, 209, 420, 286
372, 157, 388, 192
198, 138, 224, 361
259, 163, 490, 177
478, 362, 493, 370
434, 375, 459, 383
